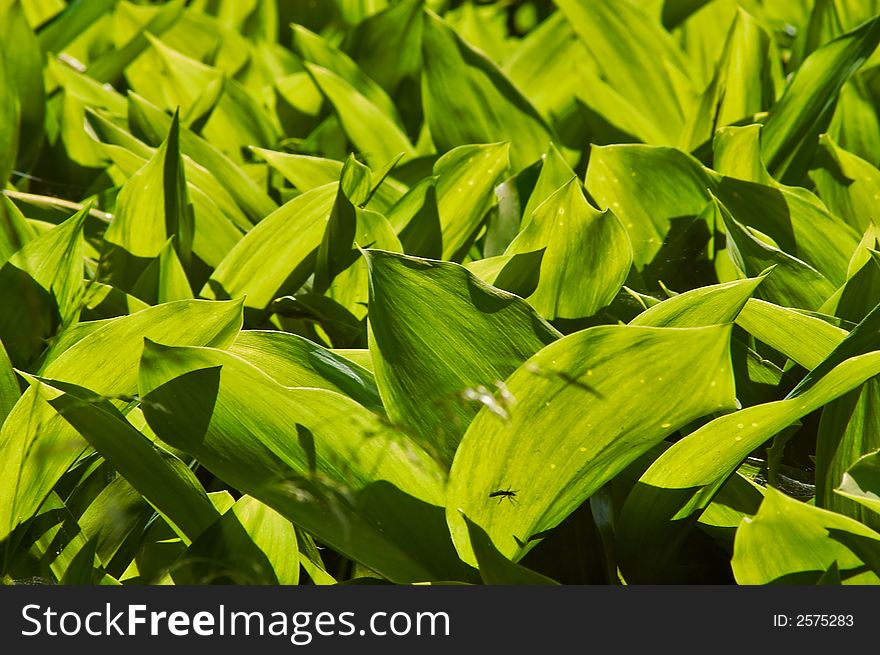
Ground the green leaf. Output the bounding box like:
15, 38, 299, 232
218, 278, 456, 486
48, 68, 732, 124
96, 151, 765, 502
502, 13, 584, 129
0, 194, 35, 265
100, 145, 243, 271
444, 1, 512, 63
837, 450, 880, 515
790, 299, 880, 398
826, 527, 880, 577
37, 0, 118, 55
556, 0, 693, 144
732, 487, 880, 584
520, 143, 578, 226
681, 8, 773, 151
817, 560, 843, 585
314, 160, 403, 319
7, 205, 86, 326
138, 340, 468, 583
823, 227, 880, 324
332, 348, 374, 372
815, 243, 880, 527
1, 1, 44, 169
712, 124, 776, 186
618, 350, 880, 582
0, 46, 19, 186
761, 16, 880, 184
586, 142, 860, 283
297, 527, 336, 585
32, 377, 219, 545
585, 145, 712, 268
389, 177, 441, 258
348, 0, 422, 96
434, 143, 509, 260
148, 36, 280, 154
366, 250, 559, 467
465, 249, 544, 300
463, 514, 559, 585
173, 495, 299, 585
631, 275, 767, 328
714, 148, 855, 285
575, 64, 671, 147
141, 34, 222, 117
716, 196, 837, 310
390, 143, 509, 261
270, 293, 364, 349
828, 78, 880, 167
105, 112, 193, 268
0, 299, 242, 543
251, 147, 406, 212
306, 63, 415, 168
326, 209, 401, 319
715, 180, 860, 290
76, 476, 153, 577
421, 10, 551, 171
85, 0, 185, 84
89, 108, 252, 233
504, 179, 632, 319
735, 298, 847, 369
202, 183, 338, 309
813, 297, 880, 525
819, 380, 880, 525
661, 0, 714, 29
291, 24, 400, 123
129, 239, 194, 305
26, 492, 113, 585
811, 134, 880, 233
447, 323, 736, 566
0, 208, 84, 367
0, 340, 18, 427
252, 148, 342, 192
229, 330, 381, 410
127, 92, 277, 224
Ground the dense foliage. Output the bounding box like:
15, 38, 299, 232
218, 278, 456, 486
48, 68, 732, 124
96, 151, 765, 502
1, 0, 879, 585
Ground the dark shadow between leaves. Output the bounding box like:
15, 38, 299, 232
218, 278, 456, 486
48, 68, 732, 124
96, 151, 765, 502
203, 278, 231, 300
0, 264, 59, 368
399, 182, 443, 260
617, 482, 733, 584
141, 366, 222, 449
272, 293, 365, 348
770, 570, 840, 584
641, 214, 713, 292
494, 248, 545, 299
296, 424, 317, 475
256, 475, 477, 584
354, 480, 476, 582
171, 510, 280, 585
811, 143, 855, 187
465, 274, 522, 314
98, 243, 154, 294
826, 529, 880, 578
575, 99, 642, 147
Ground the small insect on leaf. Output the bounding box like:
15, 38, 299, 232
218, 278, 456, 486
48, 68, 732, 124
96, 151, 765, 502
488, 488, 518, 504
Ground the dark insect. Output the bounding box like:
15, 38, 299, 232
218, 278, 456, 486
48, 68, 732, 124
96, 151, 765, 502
489, 488, 518, 504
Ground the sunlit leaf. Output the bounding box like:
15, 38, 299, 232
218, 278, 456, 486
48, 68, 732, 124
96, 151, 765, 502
366, 250, 559, 466
732, 487, 880, 584
421, 10, 551, 170
0, 299, 242, 543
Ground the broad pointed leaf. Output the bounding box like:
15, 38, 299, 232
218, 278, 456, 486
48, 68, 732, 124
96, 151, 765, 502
366, 250, 559, 467
447, 323, 736, 566
138, 341, 468, 584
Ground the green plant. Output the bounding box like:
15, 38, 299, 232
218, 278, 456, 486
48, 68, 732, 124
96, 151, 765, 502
1, 0, 879, 585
